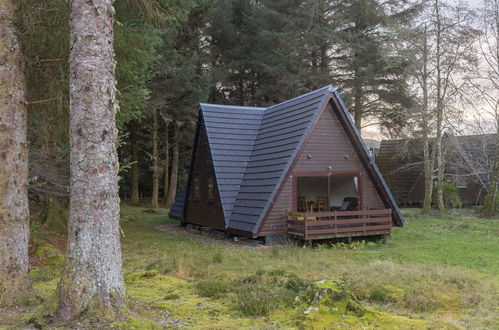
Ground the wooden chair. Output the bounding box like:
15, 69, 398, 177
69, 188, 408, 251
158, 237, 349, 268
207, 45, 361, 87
316, 195, 327, 211
298, 195, 306, 212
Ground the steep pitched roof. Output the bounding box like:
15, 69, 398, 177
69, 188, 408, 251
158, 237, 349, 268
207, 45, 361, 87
199, 104, 266, 224
229, 86, 332, 232
169, 85, 403, 232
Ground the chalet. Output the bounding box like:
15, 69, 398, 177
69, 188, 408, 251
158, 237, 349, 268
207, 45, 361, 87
169, 85, 403, 243
377, 134, 497, 206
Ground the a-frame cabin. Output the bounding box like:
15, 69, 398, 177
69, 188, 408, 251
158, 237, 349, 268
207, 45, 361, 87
169, 85, 403, 243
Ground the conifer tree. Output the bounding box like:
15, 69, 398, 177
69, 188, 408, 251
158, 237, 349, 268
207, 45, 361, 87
57, 0, 125, 320
0, 0, 31, 307
332, 0, 416, 132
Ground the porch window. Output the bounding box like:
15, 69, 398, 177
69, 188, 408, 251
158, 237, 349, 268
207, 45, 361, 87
330, 175, 359, 211
296, 174, 360, 212
297, 176, 328, 212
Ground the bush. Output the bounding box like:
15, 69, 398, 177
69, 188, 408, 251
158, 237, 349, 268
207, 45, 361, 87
195, 280, 232, 299
433, 182, 462, 209
232, 284, 294, 316
285, 274, 310, 292
369, 287, 389, 303
480, 191, 498, 218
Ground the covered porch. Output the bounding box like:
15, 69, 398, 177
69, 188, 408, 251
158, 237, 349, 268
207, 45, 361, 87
285, 209, 393, 241
288, 172, 392, 240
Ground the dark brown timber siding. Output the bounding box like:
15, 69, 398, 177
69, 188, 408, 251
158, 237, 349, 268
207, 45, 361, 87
258, 103, 384, 236
185, 121, 225, 230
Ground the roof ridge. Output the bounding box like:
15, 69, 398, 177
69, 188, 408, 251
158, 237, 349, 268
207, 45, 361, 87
200, 103, 266, 110
264, 85, 334, 113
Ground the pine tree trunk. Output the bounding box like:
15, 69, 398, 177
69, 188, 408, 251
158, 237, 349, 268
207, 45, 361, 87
435, 0, 445, 212
0, 0, 31, 306
150, 110, 159, 208
57, 0, 125, 320
353, 80, 363, 131
353, 49, 363, 131
166, 122, 179, 208
163, 122, 169, 200
130, 127, 140, 206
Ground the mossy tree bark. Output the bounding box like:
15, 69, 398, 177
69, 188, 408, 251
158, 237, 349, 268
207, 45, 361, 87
0, 0, 31, 307
166, 122, 179, 208
57, 0, 126, 321
150, 109, 159, 208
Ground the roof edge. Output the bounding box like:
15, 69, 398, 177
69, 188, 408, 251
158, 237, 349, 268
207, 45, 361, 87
331, 90, 404, 226
200, 103, 266, 111
264, 85, 334, 113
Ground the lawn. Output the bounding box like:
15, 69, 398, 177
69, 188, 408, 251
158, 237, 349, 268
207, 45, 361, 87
3, 206, 498, 329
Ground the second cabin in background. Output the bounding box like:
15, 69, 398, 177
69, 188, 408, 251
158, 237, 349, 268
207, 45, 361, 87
169, 85, 403, 244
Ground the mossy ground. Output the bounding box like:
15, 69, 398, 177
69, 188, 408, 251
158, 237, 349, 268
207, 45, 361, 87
1, 206, 498, 329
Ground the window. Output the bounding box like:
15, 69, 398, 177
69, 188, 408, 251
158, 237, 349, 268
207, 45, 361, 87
330, 175, 359, 211
296, 176, 328, 212
191, 176, 200, 200
207, 175, 215, 200
295, 173, 361, 212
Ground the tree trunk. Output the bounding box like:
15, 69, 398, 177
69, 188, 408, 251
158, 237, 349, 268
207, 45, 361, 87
57, 0, 126, 321
481, 0, 499, 218
163, 121, 169, 200
150, 110, 159, 208
435, 0, 445, 212
0, 0, 31, 306
483, 114, 499, 218
166, 122, 180, 208
421, 24, 433, 213
130, 127, 140, 206
353, 49, 363, 131
353, 79, 363, 131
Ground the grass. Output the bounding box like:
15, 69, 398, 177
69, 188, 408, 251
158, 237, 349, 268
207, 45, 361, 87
2, 206, 498, 329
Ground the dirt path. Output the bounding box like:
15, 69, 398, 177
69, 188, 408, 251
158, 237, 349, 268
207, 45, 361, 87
155, 224, 269, 250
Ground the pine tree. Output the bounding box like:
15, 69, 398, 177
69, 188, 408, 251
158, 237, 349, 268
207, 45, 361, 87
332, 0, 417, 132
57, 0, 126, 320
0, 0, 31, 306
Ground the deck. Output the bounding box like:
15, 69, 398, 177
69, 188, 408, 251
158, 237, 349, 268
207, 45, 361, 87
286, 209, 392, 241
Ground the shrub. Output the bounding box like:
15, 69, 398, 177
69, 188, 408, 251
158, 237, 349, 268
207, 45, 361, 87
480, 191, 498, 218
285, 274, 310, 292
433, 182, 462, 209
369, 287, 389, 303
232, 284, 294, 316
196, 280, 232, 299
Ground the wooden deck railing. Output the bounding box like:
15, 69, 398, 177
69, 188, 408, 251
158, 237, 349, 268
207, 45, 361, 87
286, 209, 392, 240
